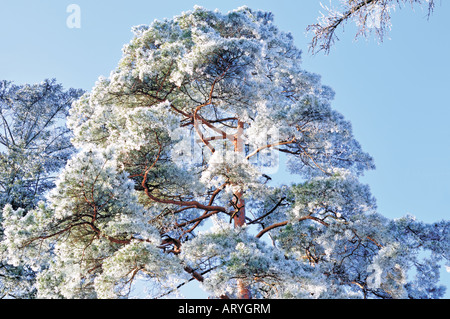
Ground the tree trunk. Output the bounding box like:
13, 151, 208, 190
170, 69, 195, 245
233, 120, 252, 299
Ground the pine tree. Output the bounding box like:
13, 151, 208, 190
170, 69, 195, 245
0, 79, 83, 298
2, 7, 448, 299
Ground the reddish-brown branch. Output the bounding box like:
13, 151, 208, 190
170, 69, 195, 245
256, 216, 330, 239
248, 197, 286, 225
21, 222, 92, 248
156, 61, 174, 98
192, 62, 235, 154
139, 131, 227, 213
176, 210, 221, 229
208, 182, 227, 206
198, 115, 235, 142
144, 192, 227, 213
194, 120, 216, 153
255, 221, 288, 239
246, 137, 296, 160
366, 236, 383, 248
22, 221, 134, 248
169, 103, 191, 118
175, 183, 228, 237
277, 144, 329, 175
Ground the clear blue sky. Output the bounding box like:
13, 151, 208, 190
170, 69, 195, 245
1, 0, 449, 298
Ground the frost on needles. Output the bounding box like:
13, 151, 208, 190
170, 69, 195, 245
1, 6, 448, 299
0, 79, 83, 298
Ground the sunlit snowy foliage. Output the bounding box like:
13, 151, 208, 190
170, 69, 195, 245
0, 79, 83, 298
1, 6, 448, 299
